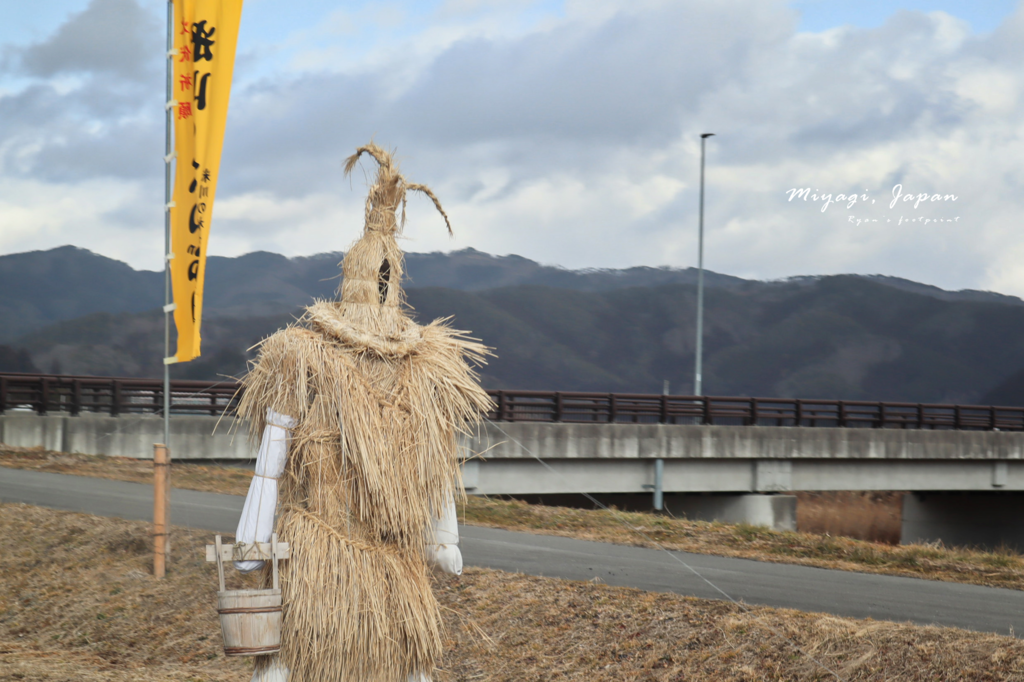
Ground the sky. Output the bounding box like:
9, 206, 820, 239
0, 0, 1022, 295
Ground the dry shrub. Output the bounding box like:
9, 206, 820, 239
797, 492, 904, 545
4, 503, 1024, 681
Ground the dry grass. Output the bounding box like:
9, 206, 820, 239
797, 492, 903, 545
461, 496, 1024, 590
4, 446, 1024, 592
4, 503, 1024, 681
0, 503, 254, 682
0, 445, 255, 494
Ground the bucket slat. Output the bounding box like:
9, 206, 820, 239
217, 588, 282, 656
207, 535, 287, 657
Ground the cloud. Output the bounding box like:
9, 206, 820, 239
212, 1, 798, 198
0, 175, 156, 264
0, 0, 162, 185
19, 0, 160, 80
1, 0, 1024, 296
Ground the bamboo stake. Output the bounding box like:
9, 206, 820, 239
154, 443, 170, 578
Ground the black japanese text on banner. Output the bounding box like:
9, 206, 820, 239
170, 0, 243, 362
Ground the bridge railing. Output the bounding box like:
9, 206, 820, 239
488, 391, 1024, 430
0, 373, 239, 417
2, 373, 1023, 431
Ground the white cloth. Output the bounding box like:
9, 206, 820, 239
235, 409, 295, 572
427, 493, 462, 575
251, 655, 289, 682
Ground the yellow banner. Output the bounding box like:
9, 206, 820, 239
170, 0, 243, 362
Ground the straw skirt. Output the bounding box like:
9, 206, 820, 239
258, 509, 442, 682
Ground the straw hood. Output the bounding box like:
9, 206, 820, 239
332, 143, 451, 342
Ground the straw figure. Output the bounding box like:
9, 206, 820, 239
232, 143, 493, 682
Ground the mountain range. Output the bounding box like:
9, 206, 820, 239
3, 245, 1024, 405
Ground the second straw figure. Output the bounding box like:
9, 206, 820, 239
233, 143, 493, 682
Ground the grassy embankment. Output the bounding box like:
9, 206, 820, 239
3, 446, 1024, 591
3, 503, 1024, 681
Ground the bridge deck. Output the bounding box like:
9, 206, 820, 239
4, 413, 1023, 494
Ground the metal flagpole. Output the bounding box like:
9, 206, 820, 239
163, 0, 174, 449
694, 133, 714, 396
154, 0, 176, 577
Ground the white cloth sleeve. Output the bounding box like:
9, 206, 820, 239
234, 409, 295, 573
427, 493, 462, 576
250, 655, 289, 682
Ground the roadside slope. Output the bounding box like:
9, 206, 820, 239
4, 503, 1024, 681
3, 448, 1024, 592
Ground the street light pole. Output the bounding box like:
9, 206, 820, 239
694, 133, 714, 396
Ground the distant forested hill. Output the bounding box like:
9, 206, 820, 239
0, 246, 754, 342
4, 246, 1016, 340
5, 245, 1024, 404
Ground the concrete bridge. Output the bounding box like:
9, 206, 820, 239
4, 411, 1024, 549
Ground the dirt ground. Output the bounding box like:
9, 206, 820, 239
3, 503, 1024, 681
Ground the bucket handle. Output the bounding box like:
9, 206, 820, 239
215, 534, 226, 592
271, 532, 280, 591
209, 535, 288, 592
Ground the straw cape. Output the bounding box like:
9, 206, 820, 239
236, 143, 493, 682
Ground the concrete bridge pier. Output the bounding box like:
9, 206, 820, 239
902, 493, 1024, 551
664, 493, 797, 532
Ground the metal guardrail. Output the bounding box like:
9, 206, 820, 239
490, 390, 1024, 430
1, 373, 1023, 431
0, 373, 239, 417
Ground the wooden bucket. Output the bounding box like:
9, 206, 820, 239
217, 588, 282, 656
207, 534, 290, 657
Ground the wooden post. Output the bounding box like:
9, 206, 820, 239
165, 443, 171, 559
153, 443, 170, 578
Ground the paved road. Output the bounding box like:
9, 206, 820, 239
3, 467, 1023, 636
